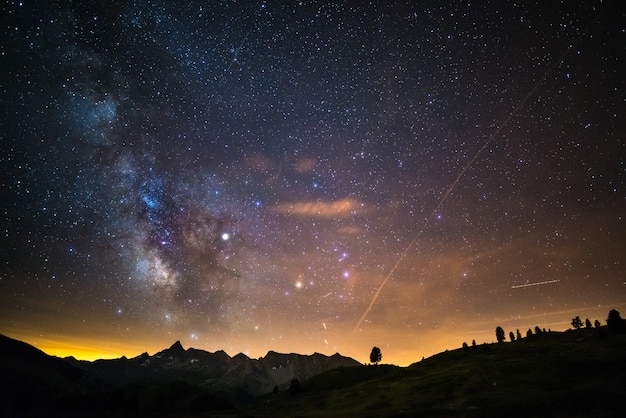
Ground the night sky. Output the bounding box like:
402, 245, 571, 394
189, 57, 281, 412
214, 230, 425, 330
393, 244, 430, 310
1, 1, 625, 366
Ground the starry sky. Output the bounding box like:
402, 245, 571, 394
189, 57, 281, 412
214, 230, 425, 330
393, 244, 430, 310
1, 1, 625, 366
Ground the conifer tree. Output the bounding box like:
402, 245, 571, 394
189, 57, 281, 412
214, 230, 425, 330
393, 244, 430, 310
496, 326, 505, 343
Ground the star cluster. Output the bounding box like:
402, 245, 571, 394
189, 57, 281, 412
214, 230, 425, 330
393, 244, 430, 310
1, 0, 625, 365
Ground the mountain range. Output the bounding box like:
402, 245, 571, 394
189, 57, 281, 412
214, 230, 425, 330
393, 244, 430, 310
3, 327, 626, 417
0, 333, 359, 417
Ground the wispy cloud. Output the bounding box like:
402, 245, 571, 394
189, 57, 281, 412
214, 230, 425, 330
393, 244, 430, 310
273, 198, 373, 218
294, 157, 317, 173
338, 225, 363, 234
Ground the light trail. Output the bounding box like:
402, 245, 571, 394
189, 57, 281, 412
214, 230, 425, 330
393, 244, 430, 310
342, 2, 611, 349
511, 279, 560, 289
224, 31, 250, 73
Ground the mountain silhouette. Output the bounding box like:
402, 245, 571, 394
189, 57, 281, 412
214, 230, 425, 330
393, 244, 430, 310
2, 329, 626, 417
0, 334, 104, 416
161, 340, 185, 356
0, 333, 359, 416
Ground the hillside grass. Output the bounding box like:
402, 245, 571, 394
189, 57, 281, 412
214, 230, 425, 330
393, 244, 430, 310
219, 329, 626, 417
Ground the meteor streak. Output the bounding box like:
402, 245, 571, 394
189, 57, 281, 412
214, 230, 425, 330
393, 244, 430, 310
511, 279, 560, 289
224, 31, 249, 73
343, 2, 610, 349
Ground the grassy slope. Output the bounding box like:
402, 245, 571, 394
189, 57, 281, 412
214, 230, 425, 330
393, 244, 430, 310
228, 329, 626, 417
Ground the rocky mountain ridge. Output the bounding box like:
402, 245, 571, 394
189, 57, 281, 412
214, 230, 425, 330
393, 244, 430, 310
0, 333, 360, 412
64, 339, 360, 397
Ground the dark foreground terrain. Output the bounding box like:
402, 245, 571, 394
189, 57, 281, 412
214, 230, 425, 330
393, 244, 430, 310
1, 327, 625, 417
239, 328, 626, 417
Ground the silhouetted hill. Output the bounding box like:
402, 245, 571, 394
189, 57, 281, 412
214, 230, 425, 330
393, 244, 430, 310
3, 327, 625, 417
0, 334, 103, 417
245, 327, 626, 417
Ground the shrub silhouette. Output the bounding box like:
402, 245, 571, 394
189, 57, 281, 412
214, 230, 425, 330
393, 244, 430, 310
509, 331, 515, 342
289, 378, 301, 395
516, 329, 522, 340
594, 319, 601, 328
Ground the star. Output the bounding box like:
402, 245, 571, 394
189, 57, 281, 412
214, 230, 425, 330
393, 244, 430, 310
0, 0, 624, 367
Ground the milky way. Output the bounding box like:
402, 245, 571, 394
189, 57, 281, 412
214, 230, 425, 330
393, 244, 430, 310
1, 1, 625, 365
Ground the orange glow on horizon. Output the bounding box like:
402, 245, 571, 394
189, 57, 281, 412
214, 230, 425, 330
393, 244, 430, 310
6, 333, 149, 362
4, 303, 622, 367
37, 340, 140, 361
38, 343, 123, 361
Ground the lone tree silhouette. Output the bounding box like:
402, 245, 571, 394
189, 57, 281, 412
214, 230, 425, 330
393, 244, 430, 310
585, 318, 592, 328
571, 316, 583, 330
509, 331, 515, 342
369, 346, 382, 364
495, 326, 505, 343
